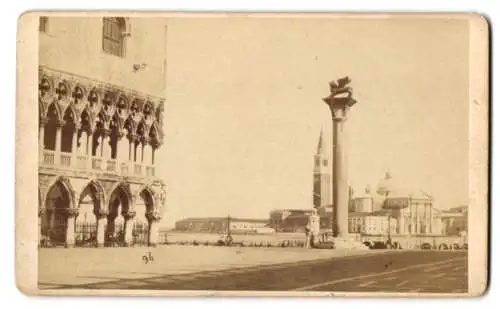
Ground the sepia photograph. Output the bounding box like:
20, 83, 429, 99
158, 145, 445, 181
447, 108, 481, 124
15, 12, 489, 297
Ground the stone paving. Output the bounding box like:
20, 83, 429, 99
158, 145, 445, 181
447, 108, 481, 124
38, 245, 385, 289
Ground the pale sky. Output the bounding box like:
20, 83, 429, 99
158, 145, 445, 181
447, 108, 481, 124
156, 16, 470, 228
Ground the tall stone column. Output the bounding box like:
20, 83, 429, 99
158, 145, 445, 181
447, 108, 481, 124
332, 117, 349, 237
322, 77, 357, 238
65, 208, 79, 248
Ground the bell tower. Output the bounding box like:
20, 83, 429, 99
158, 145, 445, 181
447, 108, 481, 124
313, 130, 332, 208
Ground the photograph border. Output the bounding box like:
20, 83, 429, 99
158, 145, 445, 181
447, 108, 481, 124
15, 11, 489, 297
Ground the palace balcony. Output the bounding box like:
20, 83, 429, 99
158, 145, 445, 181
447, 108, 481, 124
40, 149, 156, 179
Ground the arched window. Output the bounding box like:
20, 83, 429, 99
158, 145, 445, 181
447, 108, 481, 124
39, 17, 48, 32
102, 17, 127, 57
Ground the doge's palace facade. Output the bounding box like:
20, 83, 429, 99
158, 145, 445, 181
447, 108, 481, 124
38, 16, 168, 248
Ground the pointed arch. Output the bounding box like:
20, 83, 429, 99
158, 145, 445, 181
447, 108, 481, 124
124, 116, 136, 136
136, 120, 147, 139
63, 105, 79, 126
148, 121, 162, 147
47, 101, 64, 123
80, 108, 95, 134
79, 179, 106, 208
108, 182, 133, 211
138, 185, 156, 212
45, 176, 75, 209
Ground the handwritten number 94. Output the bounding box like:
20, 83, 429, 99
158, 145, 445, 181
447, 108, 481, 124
143, 252, 154, 264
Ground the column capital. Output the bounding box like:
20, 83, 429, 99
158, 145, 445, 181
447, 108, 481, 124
38, 208, 46, 217
116, 130, 127, 140
39, 117, 48, 127
141, 136, 151, 145
146, 209, 162, 222
95, 208, 109, 219
100, 128, 112, 138
65, 208, 80, 218
122, 210, 136, 220
55, 120, 66, 128
127, 133, 138, 143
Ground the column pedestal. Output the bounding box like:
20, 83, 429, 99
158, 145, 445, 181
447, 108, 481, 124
398, 216, 406, 235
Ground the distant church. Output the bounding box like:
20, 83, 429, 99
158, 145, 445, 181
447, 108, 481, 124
313, 130, 332, 208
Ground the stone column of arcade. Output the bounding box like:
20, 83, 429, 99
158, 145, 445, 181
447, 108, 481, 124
123, 197, 137, 246
96, 209, 108, 247
102, 130, 112, 159
54, 122, 63, 165
147, 211, 161, 247
71, 124, 79, 168
65, 208, 79, 248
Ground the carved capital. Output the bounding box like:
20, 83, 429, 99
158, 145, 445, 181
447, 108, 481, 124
65, 208, 80, 218
55, 120, 67, 128
122, 210, 136, 220
38, 208, 46, 217
101, 128, 112, 138
95, 208, 109, 219
127, 133, 138, 143
39, 117, 48, 127
146, 209, 162, 222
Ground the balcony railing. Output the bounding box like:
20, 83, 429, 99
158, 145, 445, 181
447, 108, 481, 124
60, 153, 72, 167
42, 150, 55, 165
39, 149, 156, 179
106, 159, 117, 173
76, 155, 87, 169
146, 166, 155, 177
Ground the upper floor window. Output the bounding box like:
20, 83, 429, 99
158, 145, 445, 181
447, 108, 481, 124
102, 17, 127, 57
39, 17, 48, 32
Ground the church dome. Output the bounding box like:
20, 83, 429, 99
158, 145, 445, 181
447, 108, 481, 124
376, 172, 399, 196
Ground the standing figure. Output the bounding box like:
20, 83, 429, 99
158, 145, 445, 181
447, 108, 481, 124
304, 225, 311, 248
308, 209, 321, 247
